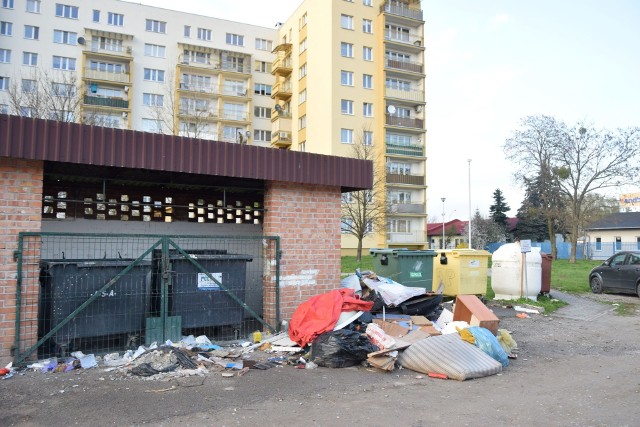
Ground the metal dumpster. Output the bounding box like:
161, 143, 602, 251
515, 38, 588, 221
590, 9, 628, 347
38, 259, 152, 349
370, 248, 437, 289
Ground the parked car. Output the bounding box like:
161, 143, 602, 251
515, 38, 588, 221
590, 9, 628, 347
589, 251, 640, 297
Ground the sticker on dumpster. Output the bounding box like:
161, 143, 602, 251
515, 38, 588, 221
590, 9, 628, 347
410, 272, 422, 278
468, 260, 480, 267
413, 261, 423, 270
197, 272, 222, 290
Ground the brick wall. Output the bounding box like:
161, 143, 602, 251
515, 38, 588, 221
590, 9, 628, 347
0, 158, 43, 365
262, 181, 342, 326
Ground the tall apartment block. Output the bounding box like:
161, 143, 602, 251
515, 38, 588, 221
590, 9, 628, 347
0, 0, 427, 253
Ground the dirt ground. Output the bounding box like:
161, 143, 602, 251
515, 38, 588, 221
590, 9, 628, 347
2, 291, 640, 427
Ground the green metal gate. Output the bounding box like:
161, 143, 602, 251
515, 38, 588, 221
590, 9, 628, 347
13, 233, 280, 365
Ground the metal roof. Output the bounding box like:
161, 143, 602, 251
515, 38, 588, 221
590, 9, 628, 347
0, 115, 372, 192
586, 212, 640, 230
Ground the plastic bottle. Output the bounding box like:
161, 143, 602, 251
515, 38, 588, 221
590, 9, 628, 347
252, 330, 262, 343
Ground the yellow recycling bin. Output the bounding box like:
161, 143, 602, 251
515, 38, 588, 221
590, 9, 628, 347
432, 249, 491, 296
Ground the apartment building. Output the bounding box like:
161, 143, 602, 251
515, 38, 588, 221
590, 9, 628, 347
0, 0, 427, 253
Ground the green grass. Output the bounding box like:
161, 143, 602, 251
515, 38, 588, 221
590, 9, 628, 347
341, 255, 375, 274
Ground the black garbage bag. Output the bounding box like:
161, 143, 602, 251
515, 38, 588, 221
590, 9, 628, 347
310, 330, 378, 368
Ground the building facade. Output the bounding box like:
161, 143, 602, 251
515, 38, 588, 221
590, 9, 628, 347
0, 0, 427, 254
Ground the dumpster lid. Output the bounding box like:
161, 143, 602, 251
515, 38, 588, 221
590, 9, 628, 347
40, 259, 152, 267
169, 254, 253, 262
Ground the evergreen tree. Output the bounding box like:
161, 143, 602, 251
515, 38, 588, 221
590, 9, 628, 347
513, 176, 549, 241
489, 189, 510, 226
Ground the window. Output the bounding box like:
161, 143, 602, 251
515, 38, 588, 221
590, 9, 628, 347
226, 33, 244, 46
299, 115, 307, 129
595, 237, 602, 251
52, 56, 76, 70
254, 83, 272, 96
385, 24, 410, 42
20, 106, 33, 117
386, 50, 411, 62
184, 25, 191, 37
53, 30, 77, 45
363, 102, 373, 117
341, 99, 353, 115
341, 70, 354, 86
142, 118, 162, 133
55, 4, 78, 19
388, 191, 412, 204
93, 9, 100, 22
299, 38, 307, 53
22, 79, 36, 93
254, 106, 271, 118
0, 49, 10, 63
363, 0, 372, 6
24, 25, 39, 39
88, 113, 120, 128
637, 237, 640, 250
144, 68, 165, 82
341, 42, 353, 58
341, 218, 353, 234
386, 77, 411, 91
26, 0, 40, 13
23, 51, 37, 66
363, 131, 373, 146
255, 38, 272, 51
341, 128, 353, 144
108, 12, 124, 26
89, 60, 124, 74
387, 161, 411, 175
341, 14, 353, 30
183, 50, 210, 65
143, 93, 164, 107
363, 19, 372, 33
0, 21, 13, 36
0, 104, 8, 114
254, 60, 271, 73
299, 89, 306, 104
363, 74, 373, 89
299, 63, 307, 78
52, 82, 75, 97
299, 13, 307, 29
0, 76, 10, 91
2, 0, 13, 9
363, 46, 373, 61
615, 237, 622, 251
197, 28, 212, 41
253, 129, 271, 142
91, 37, 123, 53
387, 132, 412, 145
144, 44, 165, 58
146, 19, 166, 33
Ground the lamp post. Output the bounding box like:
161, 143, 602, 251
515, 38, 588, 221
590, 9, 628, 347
441, 197, 446, 249
467, 159, 472, 249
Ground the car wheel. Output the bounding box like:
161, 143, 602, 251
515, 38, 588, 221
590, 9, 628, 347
637, 281, 640, 298
590, 276, 603, 294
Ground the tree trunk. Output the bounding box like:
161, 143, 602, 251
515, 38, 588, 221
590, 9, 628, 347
546, 217, 557, 259
356, 237, 363, 263
569, 222, 579, 263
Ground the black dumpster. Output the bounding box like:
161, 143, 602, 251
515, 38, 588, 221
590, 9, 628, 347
165, 253, 253, 328
38, 259, 152, 350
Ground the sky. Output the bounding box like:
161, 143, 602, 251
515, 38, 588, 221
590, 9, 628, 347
124, 0, 640, 222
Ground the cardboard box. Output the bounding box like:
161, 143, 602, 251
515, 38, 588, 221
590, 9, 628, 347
453, 294, 499, 335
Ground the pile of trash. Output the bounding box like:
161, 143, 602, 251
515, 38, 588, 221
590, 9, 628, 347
284, 270, 519, 380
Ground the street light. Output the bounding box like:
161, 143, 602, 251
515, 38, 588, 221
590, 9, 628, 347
441, 197, 446, 249
467, 159, 472, 249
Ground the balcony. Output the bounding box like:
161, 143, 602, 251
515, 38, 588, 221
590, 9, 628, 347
384, 31, 424, 49
387, 231, 428, 244
220, 111, 249, 122
381, 1, 424, 21
272, 54, 292, 76
385, 115, 424, 129
385, 87, 424, 102
85, 43, 132, 57
178, 55, 219, 71
385, 58, 423, 74
271, 108, 292, 121
271, 81, 292, 100
220, 63, 250, 74
83, 68, 130, 84
179, 83, 218, 95
178, 109, 218, 120
271, 131, 292, 148
84, 95, 129, 109
221, 86, 249, 97
388, 203, 425, 214
386, 142, 424, 157
386, 173, 425, 186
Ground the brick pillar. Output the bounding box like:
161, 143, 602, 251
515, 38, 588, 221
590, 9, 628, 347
0, 158, 43, 365
262, 181, 342, 327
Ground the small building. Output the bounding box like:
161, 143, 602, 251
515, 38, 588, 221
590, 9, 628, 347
426, 219, 468, 250
584, 212, 640, 259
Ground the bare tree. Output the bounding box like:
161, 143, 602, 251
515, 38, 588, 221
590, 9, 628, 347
467, 209, 507, 251
504, 115, 566, 258
7, 69, 83, 122
554, 124, 640, 261
341, 128, 387, 262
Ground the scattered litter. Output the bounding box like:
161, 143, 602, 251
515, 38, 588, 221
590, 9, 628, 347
144, 386, 177, 393
516, 313, 530, 319
514, 305, 541, 314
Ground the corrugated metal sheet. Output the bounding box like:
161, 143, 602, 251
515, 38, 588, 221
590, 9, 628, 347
0, 114, 372, 192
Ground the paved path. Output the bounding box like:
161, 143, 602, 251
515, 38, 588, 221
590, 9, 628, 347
549, 289, 614, 321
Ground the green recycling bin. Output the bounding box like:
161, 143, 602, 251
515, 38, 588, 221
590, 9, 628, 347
369, 248, 437, 289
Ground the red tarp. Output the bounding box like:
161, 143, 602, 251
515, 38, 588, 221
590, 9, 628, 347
288, 289, 374, 347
